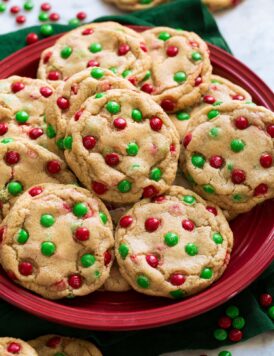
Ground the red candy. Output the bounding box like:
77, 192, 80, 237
11, 82, 24, 93
0, 226, 5, 243
266, 124, 274, 138
29, 128, 44, 140
231, 169, 246, 184
209, 155, 224, 169
40, 86, 53, 97
232, 94, 245, 101
128, 77, 137, 86
28, 186, 43, 197
182, 219, 195, 231
10, 5, 20, 14
235, 116, 249, 129
26, 33, 39, 45
113, 117, 127, 130
203, 95, 216, 104
57, 97, 70, 110
74, 110, 83, 121
143, 185, 159, 198
170, 273, 186, 286
166, 46, 179, 57
118, 44, 130, 56
19, 261, 33, 276
49, 13, 60, 22
229, 329, 243, 342
105, 153, 120, 166
260, 153, 272, 168
46, 336, 61, 348
47, 71, 61, 81
4, 151, 20, 165
87, 59, 100, 68
119, 215, 133, 228
82, 28, 93, 36
218, 315, 232, 329
183, 133, 192, 148
170, 143, 176, 153
7, 342, 21, 353
68, 274, 82, 289
83, 135, 96, 149
92, 181, 108, 195
141, 83, 154, 94
77, 11, 87, 20
41, 2, 51, 11
259, 293, 273, 307
206, 206, 218, 216
150, 117, 163, 131
104, 251, 112, 266
0, 122, 8, 135
46, 160, 61, 174
146, 254, 159, 268
195, 76, 203, 86
254, 183, 268, 196
75, 227, 90, 241
153, 195, 166, 203
145, 217, 161, 232
161, 98, 175, 112
16, 15, 26, 24
43, 51, 52, 64
140, 42, 148, 52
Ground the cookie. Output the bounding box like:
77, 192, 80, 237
0, 76, 59, 154
115, 185, 233, 298
104, 0, 169, 11
180, 102, 274, 216
170, 75, 252, 140
45, 67, 135, 151
38, 22, 151, 87
203, 0, 241, 11
64, 88, 179, 204
0, 338, 38, 356
103, 260, 131, 292
140, 27, 212, 113
0, 183, 114, 299
29, 335, 102, 356
0, 138, 76, 222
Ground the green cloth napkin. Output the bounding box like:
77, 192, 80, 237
0, 0, 273, 354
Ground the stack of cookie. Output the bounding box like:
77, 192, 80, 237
0, 22, 273, 301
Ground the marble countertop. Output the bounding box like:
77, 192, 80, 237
0, 0, 273, 354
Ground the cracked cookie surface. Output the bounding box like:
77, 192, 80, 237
64, 89, 179, 204
115, 185, 233, 298
0, 184, 114, 299
0, 337, 38, 356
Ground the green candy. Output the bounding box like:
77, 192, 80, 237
209, 127, 220, 138
73, 203, 88, 217
118, 180, 132, 193
136, 275, 150, 288
126, 142, 139, 156
232, 316, 245, 329
56, 138, 65, 150
109, 67, 117, 74
218, 351, 232, 356
191, 153, 205, 168
89, 43, 102, 53
132, 109, 143, 122
40, 24, 54, 37
158, 31, 171, 41
227, 162, 234, 171
0, 3, 6, 12
213, 101, 223, 106
8, 181, 23, 196
174, 71, 187, 83
182, 195, 196, 205
81, 254, 96, 268
185, 243, 198, 256
213, 232, 223, 244
60, 46, 73, 59
214, 328, 228, 341
268, 306, 274, 320
226, 305, 239, 319
164, 232, 179, 247
143, 70, 151, 81
122, 69, 132, 78
68, 18, 80, 27
99, 212, 108, 224
207, 110, 220, 120
106, 101, 120, 114
118, 243, 129, 259
40, 214, 55, 227
203, 184, 215, 194
191, 52, 202, 61
41, 241, 56, 256
95, 93, 105, 99
46, 124, 56, 138
17, 229, 29, 244
15, 111, 29, 123
24, 1, 34, 11
150, 167, 162, 181
176, 112, 190, 121
139, 0, 152, 4
38, 12, 48, 22
91, 67, 104, 79
1, 138, 14, 144
232, 194, 242, 202
200, 267, 213, 279
170, 290, 185, 299
63, 136, 73, 149
230, 139, 245, 152
54, 353, 66, 356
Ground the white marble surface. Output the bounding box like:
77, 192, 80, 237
0, 0, 273, 354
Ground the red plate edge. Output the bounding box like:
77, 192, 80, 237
0, 26, 273, 331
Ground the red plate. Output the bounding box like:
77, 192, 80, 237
0, 26, 273, 331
